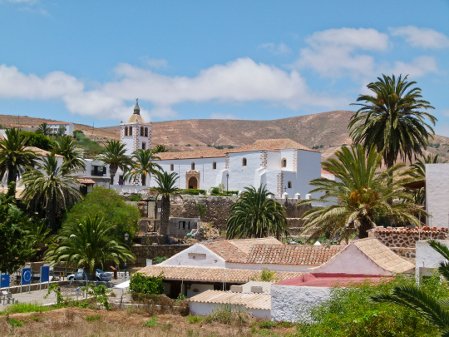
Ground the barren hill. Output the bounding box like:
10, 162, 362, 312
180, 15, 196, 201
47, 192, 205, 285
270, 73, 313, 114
1, 111, 448, 160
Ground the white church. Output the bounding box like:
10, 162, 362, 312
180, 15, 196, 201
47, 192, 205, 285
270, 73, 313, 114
113, 101, 323, 199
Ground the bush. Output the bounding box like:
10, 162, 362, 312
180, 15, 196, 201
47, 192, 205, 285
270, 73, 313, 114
130, 273, 164, 295
73, 130, 104, 157
144, 316, 158, 328
186, 315, 203, 324
260, 269, 276, 282
0, 303, 50, 315
297, 276, 443, 337
20, 130, 55, 150
152, 256, 167, 264
179, 189, 206, 195
63, 187, 139, 243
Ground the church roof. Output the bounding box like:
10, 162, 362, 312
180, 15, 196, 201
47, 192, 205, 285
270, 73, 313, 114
228, 139, 314, 153
157, 148, 226, 160
127, 114, 145, 123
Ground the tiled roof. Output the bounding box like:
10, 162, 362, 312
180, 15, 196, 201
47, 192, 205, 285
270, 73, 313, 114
245, 244, 344, 266
157, 148, 226, 160
371, 226, 449, 234
352, 238, 414, 274
228, 138, 314, 153
26, 146, 63, 158
203, 237, 283, 263
137, 266, 302, 283
189, 290, 271, 310
77, 178, 96, 184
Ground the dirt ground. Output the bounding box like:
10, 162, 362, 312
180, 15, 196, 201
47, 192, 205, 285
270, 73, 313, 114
0, 307, 296, 337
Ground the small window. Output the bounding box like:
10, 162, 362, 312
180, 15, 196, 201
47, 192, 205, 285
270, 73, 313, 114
142, 142, 146, 149
124, 127, 128, 137
191, 162, 195, 170
170, 164, 174, 171
129, 127, 133, 136
212, 162, 217, 170
287, 181, 292, 189
281, 158, 287, 168
145, 127, 148, 137
140, 127, 144, 136
242, 158, 247, 166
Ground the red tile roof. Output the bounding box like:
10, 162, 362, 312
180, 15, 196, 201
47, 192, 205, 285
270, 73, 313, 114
227, 138, 314, 153
245, 244, 344, 266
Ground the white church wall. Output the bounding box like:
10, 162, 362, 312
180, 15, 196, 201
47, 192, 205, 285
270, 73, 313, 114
426, 163, 449, 228
296, 150, 321, 198
279, 149, 297, 172
228, 151, 262, 193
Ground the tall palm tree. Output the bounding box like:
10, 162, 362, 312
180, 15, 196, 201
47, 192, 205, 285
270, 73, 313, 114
349, 74, 436, 168
99, 140, 129, 185
22, 154, 82, 230
301, 145, 423, 241
37, 123, 51, 136
125, 149, 161, 186
226, 185, 288, 239
153, 171, 179, 237
45, 216, 134, 280
373, 240, 449, 336
52, 135, 85, 172
0, 128, 36, 197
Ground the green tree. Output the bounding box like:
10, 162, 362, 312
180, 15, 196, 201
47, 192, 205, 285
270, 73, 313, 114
20, 130, 55, 150
63, 187, 139, 243
0, 128, 37, 197
0, 194, 36, 273
373, 240, 449, 336
301, 145, 423, 241
22, 154, 82, 231
45, 216, 134, 280
99, 140, 129, 185
226, 185, 288, 239
36, 123, 51, 136
152, 144, 168, 153
125, 149, 161, 186
349, 74, 436, 168
153, 171, 179, 237
52, 135, 85, 172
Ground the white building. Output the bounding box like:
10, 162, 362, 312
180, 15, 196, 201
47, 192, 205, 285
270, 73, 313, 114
46, 121, 74, 136
426, 163, 449, 228
120, 99, 151, 156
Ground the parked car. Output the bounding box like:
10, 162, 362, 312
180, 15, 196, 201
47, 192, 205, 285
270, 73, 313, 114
67, 268, 112, 282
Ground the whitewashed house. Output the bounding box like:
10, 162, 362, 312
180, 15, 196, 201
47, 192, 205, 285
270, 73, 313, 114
46, 121, 74, 136
426, 163, 449, 228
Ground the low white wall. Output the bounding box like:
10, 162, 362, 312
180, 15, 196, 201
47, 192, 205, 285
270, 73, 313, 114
271, 285, 331, 323
415, 240, 449, 281
189, 302, 270, 319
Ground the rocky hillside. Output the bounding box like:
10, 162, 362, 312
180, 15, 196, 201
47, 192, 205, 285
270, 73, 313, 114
1, 111, 448, 160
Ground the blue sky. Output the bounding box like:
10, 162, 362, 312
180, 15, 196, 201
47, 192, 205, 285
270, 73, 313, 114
0, 0, 448, 135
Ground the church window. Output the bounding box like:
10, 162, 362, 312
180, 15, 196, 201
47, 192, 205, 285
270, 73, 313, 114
145, 127, 148, 137
129, 127, 133, 136
142, 142, 146, 150
212, 162, 217, 170
287, 181, 292, 189
281, 158, 287, 168
140, 127, 144, 136
170, 164, 174, 171
124, 127, 128, 137
242, 158, 247, 166
191, 162, 196, 170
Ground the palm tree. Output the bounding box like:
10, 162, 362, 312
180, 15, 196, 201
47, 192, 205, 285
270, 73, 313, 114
99, 140, 129, 185
153, 171, 179, 237
52, 135, 85, 172
349, 74, 436, 168
0, 128, 36, 197
22, 154, 82, 231
226, 185, 288, 239
37, 123, 51, 136
373, 240, 449, 336
45, 216, 134, 280
300, 145, 423, 241
125, 149, 161, 186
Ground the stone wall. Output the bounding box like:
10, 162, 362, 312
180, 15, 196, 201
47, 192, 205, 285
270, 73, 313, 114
131, 244, 191, 267
369, 226, 449, 259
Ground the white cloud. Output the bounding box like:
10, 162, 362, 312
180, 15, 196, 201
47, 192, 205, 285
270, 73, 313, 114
296, 28, 389, 79
391, 26, 449, 49
0, 58, 345, 121
144, 58, 168, 69
209, 112, 239, 120
390, 56, 438, 77
259, 42, 292, 55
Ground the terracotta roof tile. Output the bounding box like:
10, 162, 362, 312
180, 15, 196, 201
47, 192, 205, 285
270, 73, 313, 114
137, 266, 302, 283
157, 149, 226, 160
189, 290, 271, 310
227, 139, 314, 153
245, 244, 344, 266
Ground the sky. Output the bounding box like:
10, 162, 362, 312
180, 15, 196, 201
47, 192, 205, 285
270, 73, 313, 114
0, 1, 448, 135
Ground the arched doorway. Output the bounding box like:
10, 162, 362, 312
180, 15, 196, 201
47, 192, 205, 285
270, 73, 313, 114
188, 176, 198, 189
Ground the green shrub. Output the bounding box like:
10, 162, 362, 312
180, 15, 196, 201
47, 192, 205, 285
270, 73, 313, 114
130, 273, 164, 295
7, 318, 23, 328
85, 314, 102, 322
1, 303, 50, 315
144, 316, 158, 327
152, 256, 167, 264
258, 320, 276, 329
260, 269, 276, 282
20, 130, 55, 150
179, 189, 206, 195
186, 315, 203, 324
128, 194, 142, 202
297, 276, 443, 337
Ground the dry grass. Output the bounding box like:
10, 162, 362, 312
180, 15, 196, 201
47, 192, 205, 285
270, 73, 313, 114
0, 307, 295, 337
